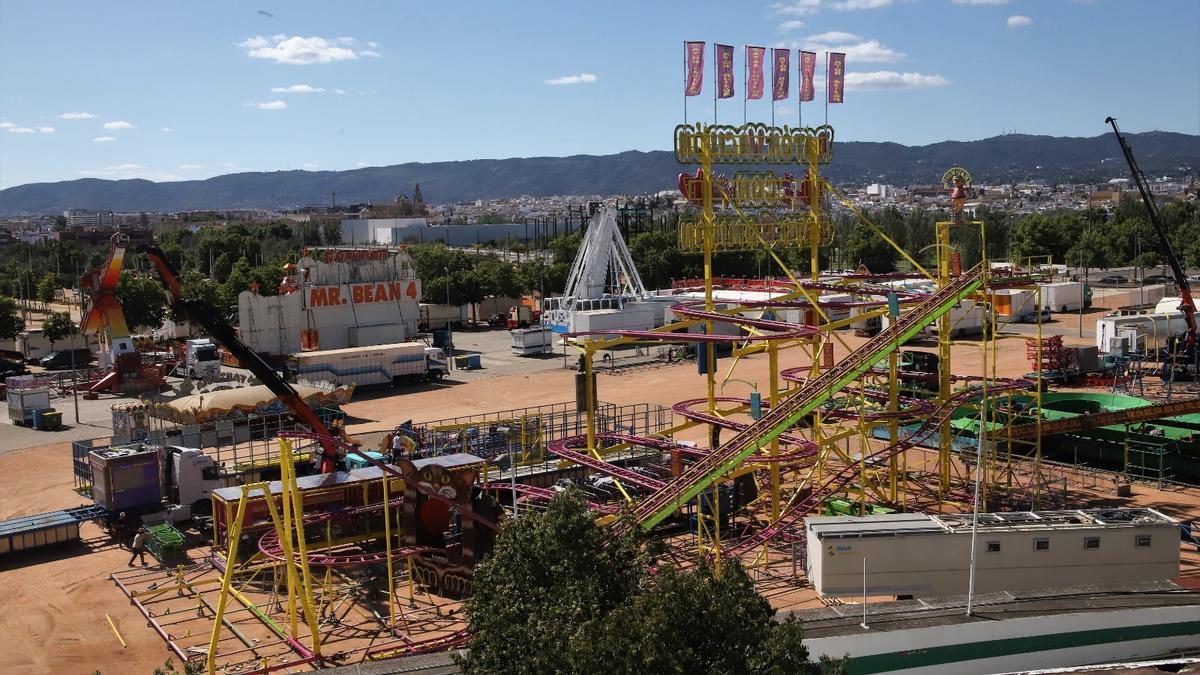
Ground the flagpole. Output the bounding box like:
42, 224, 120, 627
824, 51, 830, 126
798, 50, 802, 129
683, 41, 688, 125
743, 46, 747, 125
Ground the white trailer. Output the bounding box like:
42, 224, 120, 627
510, 327, 554, 356
1040, 281, 1085, 312
418, 304, 469, 330
1096, 312, 1190, 353
289, 342, 448, 387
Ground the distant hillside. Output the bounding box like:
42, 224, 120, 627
2, 131, 1196, 215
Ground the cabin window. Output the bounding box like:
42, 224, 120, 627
1084, 537, 1101, 550
1034, 538, 1050, 552
1135, 535, 1152, 548
986, 541, 1001, 553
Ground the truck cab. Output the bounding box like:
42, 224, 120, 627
424, 347, 448, 380
182, 338, 221, 379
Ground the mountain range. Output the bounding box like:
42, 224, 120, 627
1, 131, 1196, 216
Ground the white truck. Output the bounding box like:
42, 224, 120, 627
288, 342, 448, 387
180, 338, 221, 379
510, 327, 554, 356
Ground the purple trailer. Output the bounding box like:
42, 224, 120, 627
89, 445, 163, 512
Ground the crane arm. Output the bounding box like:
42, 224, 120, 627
1105, 116, 1197, 343
143, 246, 342, 473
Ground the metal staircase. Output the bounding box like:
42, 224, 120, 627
618, 267, 986, 532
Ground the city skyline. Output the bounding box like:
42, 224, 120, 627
1, 0, 1197, 189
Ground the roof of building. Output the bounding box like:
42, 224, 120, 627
806, 508, 1175, 539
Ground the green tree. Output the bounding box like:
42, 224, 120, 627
0, 296, 24, 340
41, 311, 77, 350
114, 272, 169, 331
169, 271, 222, 324
320, 221, 342, 246
210, 252, 233, 282
458, 493, 840, 675
35, 272, 59, 309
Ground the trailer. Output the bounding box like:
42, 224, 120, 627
1040, 281, 1086, 313
0, 504, 106, 555
1097, 313, 1190, 353
418, 303, 469, 331
289, 342, 448, 388
510, 327, 555, 356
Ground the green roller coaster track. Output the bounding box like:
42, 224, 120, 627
630, 268, 985, 530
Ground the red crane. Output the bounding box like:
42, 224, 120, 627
144, 246, 342, 473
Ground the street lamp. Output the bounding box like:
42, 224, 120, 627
444, 266, 453, 371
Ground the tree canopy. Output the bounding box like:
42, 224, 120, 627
41, 311, 77, 348
458, 493, 842, 675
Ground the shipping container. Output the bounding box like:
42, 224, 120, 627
0, 511, 80, 554
510, 327, 555, 356
90, 446, 163, 512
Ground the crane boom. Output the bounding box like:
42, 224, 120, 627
1105, 116, 1197, 345
143, 246, 342, 473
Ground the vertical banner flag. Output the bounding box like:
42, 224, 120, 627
716, 44, 735, 99
685, 41, 705, 96
771, 48, 790, 101
828, 52, 846, 104
799, 50, 817, 102
746, 46, 765, 100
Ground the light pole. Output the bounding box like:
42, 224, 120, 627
444, 266, 452, 371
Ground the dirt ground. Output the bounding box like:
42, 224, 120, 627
3, 333, 1200, 674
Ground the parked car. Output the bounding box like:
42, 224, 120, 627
39, 348, 94, 370
1098, 275, 1129, 285
0, 358, 28, 378
1142, 275, 1175, 285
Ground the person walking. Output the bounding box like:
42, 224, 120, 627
128, 526, 148, 566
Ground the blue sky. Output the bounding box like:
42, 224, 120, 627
0, 0, 1197, 189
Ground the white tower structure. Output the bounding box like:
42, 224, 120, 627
542, 207, 653, 333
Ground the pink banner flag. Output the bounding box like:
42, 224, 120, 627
685, 41, 705, 96
771, 48, 790, 101
799, 50, 817, 102
716, 44, 735, 99
828, 52, 846, 104
746, 46, 765, 100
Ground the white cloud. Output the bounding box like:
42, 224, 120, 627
830, 0, 891, 9
106, 163, 146, 171
36, 126, 55, 133
239, 34, 373, 64
953, 0, 1008, 4
92, 136, 117, 142
7, 126, 35, 134
161, 127, 173, 132
103, 120, 134, 130
360, 50, 382, 58
59, 112, 97, 119
770, 0, 822, 16
367, 41, 378, 48
1007, 14, 1033, 27
303, 162, 319, 169
356, 161, 369, 167
845, 70, 950, 91
333, 88, 347, 94
255, 100, 288, 110
805, 31, 862, 43
0, 122, 13, 129
544, 73, 598, 86
778, 20, 806, 32
270, 84, 326, 93
178, 164, 203, 170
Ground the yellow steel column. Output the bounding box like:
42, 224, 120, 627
282, 440, 322, 656
936, 220, 953, 495
888, 350, 899, 504
207, 484, 251, 675
767, 343, 781, 521
382, 464, 396, 633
